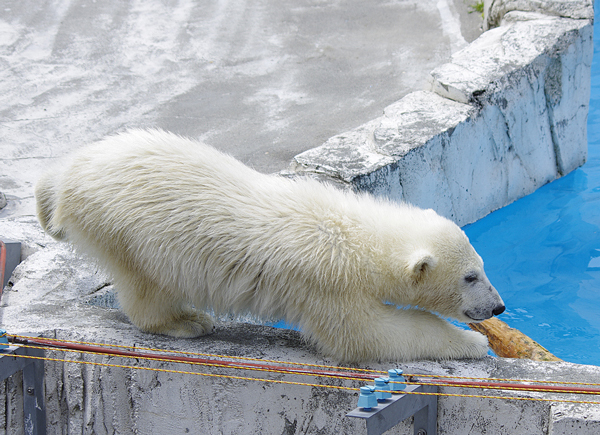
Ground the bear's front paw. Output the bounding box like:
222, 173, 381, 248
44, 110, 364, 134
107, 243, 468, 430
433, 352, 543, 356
456, 329, 489, 359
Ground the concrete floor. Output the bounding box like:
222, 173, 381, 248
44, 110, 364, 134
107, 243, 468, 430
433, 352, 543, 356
0, 0, 482, 218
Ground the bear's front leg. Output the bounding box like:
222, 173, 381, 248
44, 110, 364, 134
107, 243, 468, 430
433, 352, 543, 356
305, 305, 489, 362
391, 309, 490, 361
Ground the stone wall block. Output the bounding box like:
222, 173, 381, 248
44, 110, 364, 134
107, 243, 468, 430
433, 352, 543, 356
484, 0, 594, 31
289, 118, 394, 183
550, 402, 600, 435
546, 23, 593, 175
439, 393, 550, 434
290, 6, 592, 226
429, 15, 591, 183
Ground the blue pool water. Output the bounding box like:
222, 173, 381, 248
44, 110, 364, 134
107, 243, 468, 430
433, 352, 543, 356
463, 9, 600, 366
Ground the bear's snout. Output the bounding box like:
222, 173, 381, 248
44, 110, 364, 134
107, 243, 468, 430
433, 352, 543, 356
461, 276, 505, 323
463, 295, 506, 321
464, 303, 505, 322
492, 305, 505, 316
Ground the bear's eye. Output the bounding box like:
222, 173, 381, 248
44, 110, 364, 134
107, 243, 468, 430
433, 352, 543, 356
464, 273, 478, 283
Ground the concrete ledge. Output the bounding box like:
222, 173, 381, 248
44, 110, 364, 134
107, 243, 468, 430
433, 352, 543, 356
484, 0, 594, 30
4, 324, 600, 434
289, 1, 593, 226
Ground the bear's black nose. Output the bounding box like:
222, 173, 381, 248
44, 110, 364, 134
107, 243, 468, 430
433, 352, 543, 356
492, 305, 506, 316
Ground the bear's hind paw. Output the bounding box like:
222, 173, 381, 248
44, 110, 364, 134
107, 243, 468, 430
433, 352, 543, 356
150, 311, 215, 338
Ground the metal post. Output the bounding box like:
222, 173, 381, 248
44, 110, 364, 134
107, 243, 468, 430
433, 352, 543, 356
412, 385, 437, 435
1, 342, 46, 435
346, 383, 438, 435
0, 239, 21, 290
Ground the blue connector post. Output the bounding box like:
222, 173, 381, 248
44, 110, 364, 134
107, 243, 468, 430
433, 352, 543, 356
0, 329, 9, 350
374, 377, 392, 402
357, 386, 378, 411
387, 369, 406, 393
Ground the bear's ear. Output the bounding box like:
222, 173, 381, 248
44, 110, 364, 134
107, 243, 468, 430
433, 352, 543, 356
407, 249, 438, 282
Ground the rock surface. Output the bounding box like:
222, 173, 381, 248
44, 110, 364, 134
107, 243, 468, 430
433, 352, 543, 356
484, 0, 594, 30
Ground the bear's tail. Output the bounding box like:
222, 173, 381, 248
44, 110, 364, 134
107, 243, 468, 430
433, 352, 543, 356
35, 171, 67, 241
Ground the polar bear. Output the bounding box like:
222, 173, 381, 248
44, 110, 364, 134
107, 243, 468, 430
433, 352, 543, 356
35, 129, 505, 362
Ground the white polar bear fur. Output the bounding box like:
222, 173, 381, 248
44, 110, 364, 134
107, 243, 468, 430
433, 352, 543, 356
35, 129, 505, 362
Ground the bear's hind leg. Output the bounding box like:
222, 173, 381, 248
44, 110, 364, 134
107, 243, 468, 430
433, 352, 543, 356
114, 272, 214, 338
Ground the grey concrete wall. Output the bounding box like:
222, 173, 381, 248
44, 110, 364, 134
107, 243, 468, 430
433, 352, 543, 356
3, 266, 600, 435
3, 317, 600, 434
289, 0, 593, 226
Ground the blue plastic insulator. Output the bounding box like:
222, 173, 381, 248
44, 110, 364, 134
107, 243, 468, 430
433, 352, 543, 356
0, 329, 9, 349
387, 369, 406, 392
374, 377, 392, 401
357, 386, 378, 411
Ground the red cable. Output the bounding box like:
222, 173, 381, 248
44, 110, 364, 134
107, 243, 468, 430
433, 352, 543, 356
419, 378, 600, 396
12, 336, 377, 381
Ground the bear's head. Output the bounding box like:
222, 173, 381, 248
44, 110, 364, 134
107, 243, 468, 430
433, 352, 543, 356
392, 215, 505, 323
